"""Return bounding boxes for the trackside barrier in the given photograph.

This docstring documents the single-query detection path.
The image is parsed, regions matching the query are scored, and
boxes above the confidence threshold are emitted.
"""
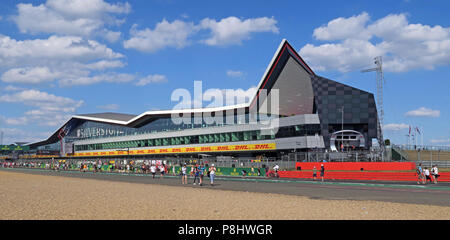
[294,162,416,171]
[172,166,266,177]
[279,171,450,182]
[23,165,267,177]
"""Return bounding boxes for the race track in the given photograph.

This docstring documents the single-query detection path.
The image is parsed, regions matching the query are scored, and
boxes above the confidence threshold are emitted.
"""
[3,168,450,207]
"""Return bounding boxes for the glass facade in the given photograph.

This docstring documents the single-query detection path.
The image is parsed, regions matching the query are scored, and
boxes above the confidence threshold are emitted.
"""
[66,113,281,142]
[74,124,320,151]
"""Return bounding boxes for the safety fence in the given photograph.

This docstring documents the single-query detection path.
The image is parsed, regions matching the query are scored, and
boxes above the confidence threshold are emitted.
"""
[279,171,450,182]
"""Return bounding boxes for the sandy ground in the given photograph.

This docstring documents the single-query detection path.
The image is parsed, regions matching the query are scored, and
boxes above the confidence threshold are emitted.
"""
[0,171,449,220]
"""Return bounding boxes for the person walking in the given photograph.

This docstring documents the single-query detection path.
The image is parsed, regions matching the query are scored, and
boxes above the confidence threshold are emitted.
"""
[312,166,317,181]
[198,163,205,186]
[416,163,424,185]
[193,164,199,185]
[209,164,216,186]
[273,164,280,177]
[431,165,439,184]
[150,164,156,179]
[424,167,431,184]
[320,164,325,182]
[181,164,188,184]
[159,164,165,179]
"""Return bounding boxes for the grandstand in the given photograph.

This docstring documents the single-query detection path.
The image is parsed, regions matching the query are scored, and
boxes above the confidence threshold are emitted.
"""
[391,144,450,168]
[392,145,450,161]
[403,150,450,161]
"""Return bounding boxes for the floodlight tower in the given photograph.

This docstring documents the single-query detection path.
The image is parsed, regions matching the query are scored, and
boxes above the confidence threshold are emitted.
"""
[361,56,385,159]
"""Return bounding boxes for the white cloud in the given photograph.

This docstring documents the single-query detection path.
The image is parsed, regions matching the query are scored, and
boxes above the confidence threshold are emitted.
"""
[226,70,244,78]
[0,35,123,67]
[124,16,279,52]
[200,16,279,46]
[383,123,409,131]
[46,0,131,17]
[0,127,51,144]
[1,116,29,126]
[104,30,121,43]
[97,103,120,111]
[300,39,383,72]
[0,35,128,86]
[313,12,371,41]
[405,107,440,117]
[430,139,450,144]
[299,12,450,72]
[12,0,130,41]
[1,67,60,84]
[124,20,197,52]
[0,89,84,127]
[85,60,125,70]
[135,74,168,86]
[0,89,83,111]
[2,85,24,92]
[59,73,135,86]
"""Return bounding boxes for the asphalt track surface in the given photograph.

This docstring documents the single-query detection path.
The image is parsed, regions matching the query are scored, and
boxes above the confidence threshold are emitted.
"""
[2,168,450,207]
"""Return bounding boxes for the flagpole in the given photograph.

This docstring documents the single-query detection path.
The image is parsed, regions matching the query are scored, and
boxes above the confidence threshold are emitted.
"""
[408,125,411,148]
[421,126,423,150]
[414,131,417,150]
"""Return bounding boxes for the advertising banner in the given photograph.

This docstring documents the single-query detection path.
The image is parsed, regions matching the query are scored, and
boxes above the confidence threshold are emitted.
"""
[73,143,276,157]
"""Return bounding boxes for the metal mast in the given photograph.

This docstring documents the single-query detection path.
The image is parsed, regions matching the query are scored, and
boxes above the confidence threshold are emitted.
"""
[361,56,384,156]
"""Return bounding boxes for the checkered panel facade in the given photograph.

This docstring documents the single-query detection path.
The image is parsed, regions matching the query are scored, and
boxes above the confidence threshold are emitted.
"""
[311,76,379,148]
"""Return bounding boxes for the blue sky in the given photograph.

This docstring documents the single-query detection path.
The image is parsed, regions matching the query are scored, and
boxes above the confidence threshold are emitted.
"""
[0,0,449,146]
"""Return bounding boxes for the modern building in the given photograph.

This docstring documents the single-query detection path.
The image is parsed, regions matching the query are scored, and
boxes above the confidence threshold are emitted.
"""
[27,39,380,160]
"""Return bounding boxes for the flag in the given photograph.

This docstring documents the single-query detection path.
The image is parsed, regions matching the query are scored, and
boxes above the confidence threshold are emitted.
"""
[58,124,71,139]
[416,127,421,135]
[408,126,411,135]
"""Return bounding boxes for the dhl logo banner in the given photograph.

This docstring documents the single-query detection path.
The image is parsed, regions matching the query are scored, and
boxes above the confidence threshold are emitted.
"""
[73,143,276,157]
[21,155,60,159]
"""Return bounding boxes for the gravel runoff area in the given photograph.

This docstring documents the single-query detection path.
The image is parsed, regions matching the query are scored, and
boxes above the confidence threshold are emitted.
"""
[1,170,450,220]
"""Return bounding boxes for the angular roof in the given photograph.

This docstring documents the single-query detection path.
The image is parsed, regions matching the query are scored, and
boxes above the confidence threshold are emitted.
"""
[77,112,137,122]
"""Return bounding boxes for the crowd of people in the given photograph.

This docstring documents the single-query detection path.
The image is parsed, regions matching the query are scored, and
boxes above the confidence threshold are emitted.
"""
[416,163,440,184]
[5,160,443,186]
[180,162,216,186]
[1,159,285,187]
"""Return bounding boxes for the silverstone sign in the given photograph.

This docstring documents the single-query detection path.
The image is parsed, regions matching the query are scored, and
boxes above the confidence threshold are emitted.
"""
[76,128,125,139]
